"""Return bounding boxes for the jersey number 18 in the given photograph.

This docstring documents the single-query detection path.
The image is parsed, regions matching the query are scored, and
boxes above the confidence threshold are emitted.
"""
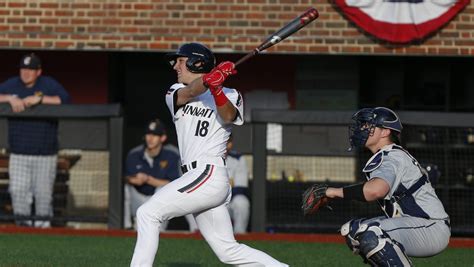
[194,120,209,137]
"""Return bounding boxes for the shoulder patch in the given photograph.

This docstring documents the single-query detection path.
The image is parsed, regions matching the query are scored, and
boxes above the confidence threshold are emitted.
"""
[159,160,169,169]
[363,150,387,173]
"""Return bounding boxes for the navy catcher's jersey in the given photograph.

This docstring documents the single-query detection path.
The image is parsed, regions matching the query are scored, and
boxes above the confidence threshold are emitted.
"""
[364,144,449,220]
[165,83,244,166]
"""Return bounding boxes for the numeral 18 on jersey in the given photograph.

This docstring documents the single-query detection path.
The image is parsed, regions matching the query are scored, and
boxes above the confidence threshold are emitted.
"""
[195,120,210,137]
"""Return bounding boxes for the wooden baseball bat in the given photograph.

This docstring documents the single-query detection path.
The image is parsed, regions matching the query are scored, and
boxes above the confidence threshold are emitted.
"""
[235,8,319,67]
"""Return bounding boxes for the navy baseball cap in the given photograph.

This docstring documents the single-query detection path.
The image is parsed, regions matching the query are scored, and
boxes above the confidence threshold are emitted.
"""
[20,53,42,69]
[145,119,166,135]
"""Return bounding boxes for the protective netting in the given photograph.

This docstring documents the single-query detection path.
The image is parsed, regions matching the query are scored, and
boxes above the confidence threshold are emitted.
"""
[63,150,109,220]
[0,148,110,227]
[0,105,121,228]
[252,119,474,235]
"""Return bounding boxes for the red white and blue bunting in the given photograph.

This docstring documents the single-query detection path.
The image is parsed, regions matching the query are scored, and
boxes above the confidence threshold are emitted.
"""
[334,0,470,43]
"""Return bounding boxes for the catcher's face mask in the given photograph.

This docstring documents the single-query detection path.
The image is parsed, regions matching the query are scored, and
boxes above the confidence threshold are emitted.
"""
[348,108,377,151]
[348,107,403,151]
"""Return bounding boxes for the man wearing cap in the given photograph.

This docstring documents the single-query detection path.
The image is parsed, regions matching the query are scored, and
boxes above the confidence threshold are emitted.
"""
[124,119,198,231]
[0,53,70,227]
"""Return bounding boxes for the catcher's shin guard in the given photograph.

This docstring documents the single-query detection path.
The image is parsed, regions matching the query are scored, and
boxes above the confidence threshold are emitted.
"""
[340,219,366,254]
[341,220,412,267]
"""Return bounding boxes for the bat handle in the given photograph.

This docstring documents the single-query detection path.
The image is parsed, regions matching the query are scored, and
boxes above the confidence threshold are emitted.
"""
[235,49,259,67]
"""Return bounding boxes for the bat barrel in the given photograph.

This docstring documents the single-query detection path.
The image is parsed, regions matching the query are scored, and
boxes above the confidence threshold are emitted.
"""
[301,8,319,25]
[258,7,319,51]
[234,7,319,67]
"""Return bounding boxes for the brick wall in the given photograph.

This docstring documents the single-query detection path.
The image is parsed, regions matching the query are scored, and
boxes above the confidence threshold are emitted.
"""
[0,0,472,56]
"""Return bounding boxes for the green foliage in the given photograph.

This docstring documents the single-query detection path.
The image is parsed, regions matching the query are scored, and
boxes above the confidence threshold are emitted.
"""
[0,234,472,266]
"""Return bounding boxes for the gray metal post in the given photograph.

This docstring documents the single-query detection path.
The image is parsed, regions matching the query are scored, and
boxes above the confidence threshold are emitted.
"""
[251,123,267,232]
[108,117,123,229]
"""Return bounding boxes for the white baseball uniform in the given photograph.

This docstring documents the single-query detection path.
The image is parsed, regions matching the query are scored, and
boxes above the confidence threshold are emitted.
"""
[131,84,288,267]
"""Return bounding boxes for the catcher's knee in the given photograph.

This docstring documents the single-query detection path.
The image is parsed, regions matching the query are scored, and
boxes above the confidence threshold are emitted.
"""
[341,220,412,266]
[340,218,367,253]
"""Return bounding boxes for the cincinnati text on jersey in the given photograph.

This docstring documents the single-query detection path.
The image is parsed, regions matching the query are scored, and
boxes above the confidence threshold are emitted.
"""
[182,104,214,118]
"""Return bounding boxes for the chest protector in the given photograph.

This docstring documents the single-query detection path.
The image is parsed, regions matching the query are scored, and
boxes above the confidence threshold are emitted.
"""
[363,145,430,218]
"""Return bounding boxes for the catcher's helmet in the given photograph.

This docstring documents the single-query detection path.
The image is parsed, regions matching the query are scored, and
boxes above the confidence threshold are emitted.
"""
[165,43,216,73]
[349,107,402,149]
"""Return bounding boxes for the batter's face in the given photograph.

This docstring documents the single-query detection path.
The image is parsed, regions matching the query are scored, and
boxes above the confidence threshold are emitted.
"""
[173,57,201,84]
[20,68,41,88]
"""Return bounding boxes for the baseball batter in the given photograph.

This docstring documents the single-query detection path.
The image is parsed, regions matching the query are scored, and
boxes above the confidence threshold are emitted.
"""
[304,107,450,266]
[130,43,288,267]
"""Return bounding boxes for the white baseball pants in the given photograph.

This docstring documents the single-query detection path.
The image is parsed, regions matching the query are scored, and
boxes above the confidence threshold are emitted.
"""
[365,215,450,257]
[124,184,198,232]
[130,164,288,267]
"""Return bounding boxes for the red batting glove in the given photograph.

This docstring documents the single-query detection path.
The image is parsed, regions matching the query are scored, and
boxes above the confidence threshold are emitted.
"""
[202,61,237,88]
[202,68,225,88]
[209,85,228,106]
[209,84,223,96]
[216,61,237,76]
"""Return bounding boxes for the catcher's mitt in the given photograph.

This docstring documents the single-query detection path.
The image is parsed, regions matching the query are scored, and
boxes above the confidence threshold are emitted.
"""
[301,184,330,216]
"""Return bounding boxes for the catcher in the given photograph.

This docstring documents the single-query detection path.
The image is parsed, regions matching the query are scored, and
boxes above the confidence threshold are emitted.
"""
[302,107,450,267]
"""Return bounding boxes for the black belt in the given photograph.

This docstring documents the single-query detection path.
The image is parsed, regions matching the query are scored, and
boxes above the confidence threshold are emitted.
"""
[181,157,226,174]
[181,161,197,174]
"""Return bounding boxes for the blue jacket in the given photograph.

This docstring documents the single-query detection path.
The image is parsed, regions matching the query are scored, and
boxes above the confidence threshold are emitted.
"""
[125,145,180,196]
[0,76,70,155]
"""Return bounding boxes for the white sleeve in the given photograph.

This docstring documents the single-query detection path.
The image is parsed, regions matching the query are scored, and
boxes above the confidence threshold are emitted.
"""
[224,88,244,125]
[165,83,186,116]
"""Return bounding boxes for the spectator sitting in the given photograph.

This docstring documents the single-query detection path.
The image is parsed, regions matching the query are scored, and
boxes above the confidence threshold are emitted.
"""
[124,119,197,231]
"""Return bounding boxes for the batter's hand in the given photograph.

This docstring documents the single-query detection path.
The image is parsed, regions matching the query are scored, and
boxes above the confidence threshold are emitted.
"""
[202,61,236,88]
[202,68,224,88]
[216,61,237,76]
